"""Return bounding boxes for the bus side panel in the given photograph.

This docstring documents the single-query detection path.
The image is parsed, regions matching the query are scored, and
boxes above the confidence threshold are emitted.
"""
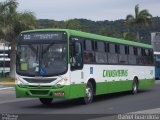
[83,65,154,95]
[96,80,132,95]
[96,79,155,95]
[138,79,155,90]
[68,84,86,99]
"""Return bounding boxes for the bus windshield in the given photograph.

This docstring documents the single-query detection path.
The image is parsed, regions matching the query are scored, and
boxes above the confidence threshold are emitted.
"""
[16,32,68,77]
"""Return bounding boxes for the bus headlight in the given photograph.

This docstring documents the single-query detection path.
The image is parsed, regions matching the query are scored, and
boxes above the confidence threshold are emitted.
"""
[55,77,68,88]
[15,76,26,87]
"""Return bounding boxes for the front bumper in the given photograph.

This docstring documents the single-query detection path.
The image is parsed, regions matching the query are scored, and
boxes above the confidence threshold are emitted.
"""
[15,85,70,99]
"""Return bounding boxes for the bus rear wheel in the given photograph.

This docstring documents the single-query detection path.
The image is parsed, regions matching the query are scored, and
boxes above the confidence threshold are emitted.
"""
[132,78,138,94]
[39,98,53,105]
[83,82,94,104]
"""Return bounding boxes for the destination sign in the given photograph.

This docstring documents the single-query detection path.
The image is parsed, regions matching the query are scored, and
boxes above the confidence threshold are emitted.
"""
[20,32,65,41]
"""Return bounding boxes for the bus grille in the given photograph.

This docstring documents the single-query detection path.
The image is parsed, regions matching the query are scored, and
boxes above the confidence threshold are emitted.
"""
[30,90,49,95]
[24,78,57,83]
[28,85,52,89]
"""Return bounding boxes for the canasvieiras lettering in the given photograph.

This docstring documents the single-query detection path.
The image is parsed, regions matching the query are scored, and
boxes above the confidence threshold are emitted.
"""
[103,69,128,77]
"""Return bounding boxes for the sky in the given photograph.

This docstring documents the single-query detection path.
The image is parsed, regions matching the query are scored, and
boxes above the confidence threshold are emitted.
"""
[2,0,160,21]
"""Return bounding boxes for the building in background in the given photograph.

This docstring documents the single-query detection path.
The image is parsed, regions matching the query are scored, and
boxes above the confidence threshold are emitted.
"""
[151,32,160,79]
[0,42,11,76]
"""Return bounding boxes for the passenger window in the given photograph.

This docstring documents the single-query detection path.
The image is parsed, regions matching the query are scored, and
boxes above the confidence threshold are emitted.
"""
[137,48,143,64]
[128,46,136,64]
[84,39,95,63]
[129,46,134,55]
[119,45,128,64]
[96,41,105,52]
[108,43,118,64]
[95,41,107,63]
[109,43,115,53]
[84,40,92,51]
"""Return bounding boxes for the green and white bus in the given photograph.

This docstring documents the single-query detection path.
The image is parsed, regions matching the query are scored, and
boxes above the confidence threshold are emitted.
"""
[15,29,155,104]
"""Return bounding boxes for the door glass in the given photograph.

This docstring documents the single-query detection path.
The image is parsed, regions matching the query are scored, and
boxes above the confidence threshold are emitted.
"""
[71,42,83,70]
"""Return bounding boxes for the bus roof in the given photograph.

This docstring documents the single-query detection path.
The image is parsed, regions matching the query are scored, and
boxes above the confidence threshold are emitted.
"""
[21,29,152,49]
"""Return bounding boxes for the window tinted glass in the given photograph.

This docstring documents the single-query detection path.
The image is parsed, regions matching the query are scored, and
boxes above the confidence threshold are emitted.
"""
[109,44,115,53]
[84,39,95,63]
[96,42,105,52]
[129,46,134,55]
[137,48,141,56]
[85,40,92,51]
[95,52,107,63]
[108,53,118,64]
[128,47,136,65]
[120,45,125,54]
[84,51,95,63]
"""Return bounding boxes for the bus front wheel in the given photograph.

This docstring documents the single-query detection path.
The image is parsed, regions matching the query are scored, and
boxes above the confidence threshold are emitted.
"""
[39,98,53,105]
[83,82,94,104]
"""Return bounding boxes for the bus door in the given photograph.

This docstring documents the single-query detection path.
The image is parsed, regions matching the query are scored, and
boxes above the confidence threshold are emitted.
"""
[69,38,85,98]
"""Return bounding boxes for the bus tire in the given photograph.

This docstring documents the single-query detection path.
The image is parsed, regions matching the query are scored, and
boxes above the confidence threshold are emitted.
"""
[83,82,94,104]
[132,78,138,94]
[39,98,53,105]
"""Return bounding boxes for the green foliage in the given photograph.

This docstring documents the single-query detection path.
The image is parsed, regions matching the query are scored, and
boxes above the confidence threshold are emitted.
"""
[99,27,109,36]
[37,19,64,29]
[0,0,36,41]
[123,32,137,41]
[126,4,152,26]
[65,19,81,30]
[37,17,160,44]
[126,4,152,41]
[0,0,36,78]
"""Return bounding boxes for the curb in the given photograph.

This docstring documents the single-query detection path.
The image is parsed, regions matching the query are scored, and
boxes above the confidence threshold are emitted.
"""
[0,82,15,85]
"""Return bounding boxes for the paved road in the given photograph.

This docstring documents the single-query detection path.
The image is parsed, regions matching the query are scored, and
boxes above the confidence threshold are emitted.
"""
[0,81,160,116]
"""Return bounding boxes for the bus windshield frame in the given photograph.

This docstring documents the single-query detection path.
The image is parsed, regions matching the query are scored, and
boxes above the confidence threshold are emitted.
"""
[16,31,68,77]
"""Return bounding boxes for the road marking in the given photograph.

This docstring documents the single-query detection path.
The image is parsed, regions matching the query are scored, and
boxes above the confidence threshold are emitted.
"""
[89,108,160,120]
[0,87,14,90]
[0,99,36,104]
[130,108,160,114]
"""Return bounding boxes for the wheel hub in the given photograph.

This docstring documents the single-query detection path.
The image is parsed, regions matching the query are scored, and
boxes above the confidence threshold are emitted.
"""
[86,87,92,100]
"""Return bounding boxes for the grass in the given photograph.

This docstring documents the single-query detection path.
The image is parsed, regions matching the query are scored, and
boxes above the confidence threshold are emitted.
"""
[0,76,15,82]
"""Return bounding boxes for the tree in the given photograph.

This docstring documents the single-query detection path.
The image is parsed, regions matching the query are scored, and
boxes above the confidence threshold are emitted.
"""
[123,32,137,41]
[99,26,109,36]
[64,19,82,30]
[126,4,152,41]
[0,0,36,78]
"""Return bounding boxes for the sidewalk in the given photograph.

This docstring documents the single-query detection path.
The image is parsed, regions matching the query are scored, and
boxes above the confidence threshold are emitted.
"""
[0,77,15,85]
